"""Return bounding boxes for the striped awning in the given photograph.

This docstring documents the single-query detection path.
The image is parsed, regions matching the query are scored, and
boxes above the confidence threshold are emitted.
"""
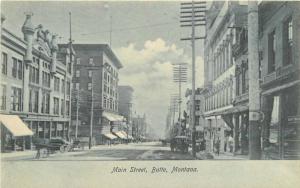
[104,133,117,140]
[102,112,125,122]
[0,115,33,137]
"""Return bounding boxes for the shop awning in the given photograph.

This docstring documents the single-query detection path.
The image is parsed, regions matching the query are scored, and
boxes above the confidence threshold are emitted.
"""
[0,115,33,137]
[113,131,127,139]
[104,133,117,140]
[102,112,125,122]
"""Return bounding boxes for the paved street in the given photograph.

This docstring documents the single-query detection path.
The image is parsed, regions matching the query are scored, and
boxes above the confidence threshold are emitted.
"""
[1,142,195,161]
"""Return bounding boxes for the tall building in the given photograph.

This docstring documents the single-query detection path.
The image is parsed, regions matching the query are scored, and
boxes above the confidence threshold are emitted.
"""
[203,1,247,153]
[1,14,74,151]
[70,44,124,144]
[118,85,134,137]
[259,1,300,159]
[132,114,147,140]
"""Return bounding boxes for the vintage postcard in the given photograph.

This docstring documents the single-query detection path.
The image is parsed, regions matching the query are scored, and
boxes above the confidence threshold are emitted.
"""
[1,0,300,188]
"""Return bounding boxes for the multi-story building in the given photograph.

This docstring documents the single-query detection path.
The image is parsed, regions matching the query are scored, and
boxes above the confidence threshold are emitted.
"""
[132,114,147,140]
[185,88,205,140]
[259,1,300,159]
[118,85,134,137]
[70,44,124,145]
[1,14,74,151]
[203,1,247,153]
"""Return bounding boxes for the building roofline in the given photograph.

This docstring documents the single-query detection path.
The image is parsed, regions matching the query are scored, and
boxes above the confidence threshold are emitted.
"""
[71,44,123,69]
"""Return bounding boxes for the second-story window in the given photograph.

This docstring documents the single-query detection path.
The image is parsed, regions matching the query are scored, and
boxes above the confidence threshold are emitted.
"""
[12,58,18,78]
[284,16,293,65]
[11,87,22,112]
[2,52,7,75]
[268,30,276,73]
[0,85,6,110]
[53,97,59,115]
[18,60,23,80]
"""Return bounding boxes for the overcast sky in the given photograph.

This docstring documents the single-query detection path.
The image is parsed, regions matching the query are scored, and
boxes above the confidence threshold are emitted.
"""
[2,1,206,138]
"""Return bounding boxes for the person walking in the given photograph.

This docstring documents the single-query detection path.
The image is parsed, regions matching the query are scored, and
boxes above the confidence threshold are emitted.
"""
[215,138,221,156]
[228,135,234,153]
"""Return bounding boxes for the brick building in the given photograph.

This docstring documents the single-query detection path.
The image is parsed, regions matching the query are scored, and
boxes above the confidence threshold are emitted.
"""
[70,44,124,144]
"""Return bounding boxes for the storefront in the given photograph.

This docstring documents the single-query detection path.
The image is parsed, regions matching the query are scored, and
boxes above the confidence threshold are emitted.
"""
[262,84,300,159]
[0,115,34,152]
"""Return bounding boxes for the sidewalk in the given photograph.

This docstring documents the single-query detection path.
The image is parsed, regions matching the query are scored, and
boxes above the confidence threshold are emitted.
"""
[212,152,248,160]
[195,151,248,160]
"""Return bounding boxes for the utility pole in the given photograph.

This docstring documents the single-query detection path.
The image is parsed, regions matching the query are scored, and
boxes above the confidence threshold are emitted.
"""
[248,1,261,159]
[180,1,206,157]
[75,88,80,139]
[173,63,188,122]
[69,12,73,141]
[89,75,94,149]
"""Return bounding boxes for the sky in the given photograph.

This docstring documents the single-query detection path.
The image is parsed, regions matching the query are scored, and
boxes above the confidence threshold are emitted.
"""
[1,1,206,138]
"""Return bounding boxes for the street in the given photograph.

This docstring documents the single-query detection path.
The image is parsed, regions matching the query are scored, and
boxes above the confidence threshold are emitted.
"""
[1,142,195,161]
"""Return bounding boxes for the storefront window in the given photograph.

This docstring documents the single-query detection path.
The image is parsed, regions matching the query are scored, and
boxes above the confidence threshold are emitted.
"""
[269,96,280,144]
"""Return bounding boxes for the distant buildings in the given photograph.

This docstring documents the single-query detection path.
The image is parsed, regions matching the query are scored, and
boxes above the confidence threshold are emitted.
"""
[132,114,147,140]
[118,85,134,137]
[1,14,74,151]
[70,44,124,144]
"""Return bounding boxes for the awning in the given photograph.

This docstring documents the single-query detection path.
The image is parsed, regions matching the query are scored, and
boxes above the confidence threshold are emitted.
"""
[113,131,127,139]
[102,112,125,122]
[104,133,117,140]
[0,115,33,137]
[120,131,128,138]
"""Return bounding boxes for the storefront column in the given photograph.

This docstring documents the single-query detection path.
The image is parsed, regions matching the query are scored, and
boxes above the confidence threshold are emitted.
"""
[49,121,52,139]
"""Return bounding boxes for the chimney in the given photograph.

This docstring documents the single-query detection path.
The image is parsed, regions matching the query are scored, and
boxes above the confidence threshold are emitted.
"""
[50,35,58,73]
[22,13,35,64]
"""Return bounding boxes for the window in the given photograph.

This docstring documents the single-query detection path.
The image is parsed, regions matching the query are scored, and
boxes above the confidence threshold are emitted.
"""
[12,58,18,78]
[18,60,23,80]
[41,92,50,114]
[61,79,65,92]
[103,96,107,108]
[283,16,293,65]
[66,81,70,95]
[10,87,22,111]
[42,71,50,87]
[268,30,276,73]
[66,101,70,116]
[61,99,65,115]
[0,85,6,110]
[76,58,80,64]
[2,52,7,75]
[75,83,80,90]
[88,70,92,78]
[89,58,94,65]
[54,97,59,115]
[76,70,80,78]
[88,83,92,90]
[54,77,60,92]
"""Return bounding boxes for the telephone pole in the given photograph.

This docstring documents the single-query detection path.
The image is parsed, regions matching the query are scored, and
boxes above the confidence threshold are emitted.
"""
[180,1,206,157]
[75,88,80,139]
[173,63,188,122]
[89,76,94,149]
[248,1,261,159]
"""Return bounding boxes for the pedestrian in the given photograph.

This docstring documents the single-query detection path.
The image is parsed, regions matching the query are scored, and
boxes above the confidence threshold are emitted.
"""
[224,135,228,152]
[228,135,234,152]
[215,138,220,156]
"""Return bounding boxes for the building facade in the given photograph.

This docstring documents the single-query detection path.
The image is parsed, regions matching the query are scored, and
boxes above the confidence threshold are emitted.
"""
[1,14,74,151]
[259,1,300,159]
[70,44,123,144]
[203,1,247,153]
